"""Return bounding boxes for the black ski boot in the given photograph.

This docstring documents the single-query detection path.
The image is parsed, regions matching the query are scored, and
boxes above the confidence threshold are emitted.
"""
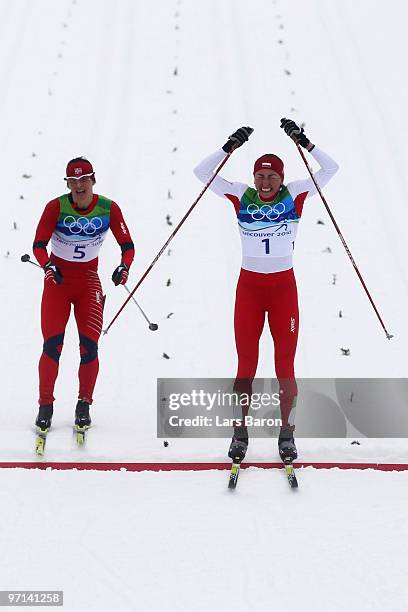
[75,399,91,428]
[278,426,297,464]
[35,404,53,431]
[228,426,249,463]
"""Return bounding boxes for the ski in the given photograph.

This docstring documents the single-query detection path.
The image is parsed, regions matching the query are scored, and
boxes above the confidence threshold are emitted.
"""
[278,432,298,488]
[227,436,248,490]
[35,428,48,456]
[74,424,90,446]
[228,462,241,489]
[284,463,298,489]
[34,405,53,455]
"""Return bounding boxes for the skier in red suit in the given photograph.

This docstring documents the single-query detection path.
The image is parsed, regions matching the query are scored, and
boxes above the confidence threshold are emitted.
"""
[33,157,134,431]
[194,119,339,463]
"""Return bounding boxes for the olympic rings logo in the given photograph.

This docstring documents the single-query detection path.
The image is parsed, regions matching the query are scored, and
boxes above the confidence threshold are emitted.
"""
[246,202,285,221]
[63,216,103,235]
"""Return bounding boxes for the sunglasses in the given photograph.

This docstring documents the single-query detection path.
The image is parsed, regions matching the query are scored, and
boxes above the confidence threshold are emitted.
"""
[64,173,94,184]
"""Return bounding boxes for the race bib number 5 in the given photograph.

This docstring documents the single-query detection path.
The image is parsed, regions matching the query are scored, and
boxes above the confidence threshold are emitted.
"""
[73,245,86,259]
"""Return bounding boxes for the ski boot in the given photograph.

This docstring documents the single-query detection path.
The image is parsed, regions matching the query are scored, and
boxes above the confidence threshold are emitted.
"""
[278,425,297,464]
[74,399,91,446]
[75,399,91,428]
[228,427,248,489]
[35,404,53,431]
[228,426,249,463]
[35,404,53,456]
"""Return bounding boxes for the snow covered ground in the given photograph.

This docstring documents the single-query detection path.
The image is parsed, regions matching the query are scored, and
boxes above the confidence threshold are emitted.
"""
[2,467,408,612]
[1,0,408,609]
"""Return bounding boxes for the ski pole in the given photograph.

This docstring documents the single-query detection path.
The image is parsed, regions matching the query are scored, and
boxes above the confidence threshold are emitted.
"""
[21,253,41,268]
[122,284,158,331]
[103,148,239,334]
[295,144,393,340]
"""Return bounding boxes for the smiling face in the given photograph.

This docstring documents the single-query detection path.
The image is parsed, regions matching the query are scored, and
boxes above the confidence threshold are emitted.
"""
[254,170,282,201]
[66,175,95,208]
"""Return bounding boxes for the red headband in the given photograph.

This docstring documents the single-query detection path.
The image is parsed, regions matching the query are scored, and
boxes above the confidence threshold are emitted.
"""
[66,159,94,179]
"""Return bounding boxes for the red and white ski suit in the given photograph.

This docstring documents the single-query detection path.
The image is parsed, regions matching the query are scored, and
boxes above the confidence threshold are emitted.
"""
[194,147,339,424]
[33,193,134,406]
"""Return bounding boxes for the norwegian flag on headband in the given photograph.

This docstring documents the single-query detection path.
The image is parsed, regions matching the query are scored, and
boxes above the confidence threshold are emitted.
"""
[65,157,94,179]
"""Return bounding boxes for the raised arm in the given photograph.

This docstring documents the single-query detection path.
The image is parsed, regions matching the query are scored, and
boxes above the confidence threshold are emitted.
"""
[193,127,253,201]
[281,118,339,199]
[193,149,247,200]
[287,146,339,199]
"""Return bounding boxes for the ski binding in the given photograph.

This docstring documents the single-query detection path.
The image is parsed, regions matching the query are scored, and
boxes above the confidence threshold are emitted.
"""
[35,428,48,456]
[74,424,89,446]
[228,462,241,489]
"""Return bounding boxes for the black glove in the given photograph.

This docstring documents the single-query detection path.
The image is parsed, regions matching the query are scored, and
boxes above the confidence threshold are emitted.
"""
[280,118,310,148]
[43,261,63,285]
[112,263,129,286]
[222,126,254,153]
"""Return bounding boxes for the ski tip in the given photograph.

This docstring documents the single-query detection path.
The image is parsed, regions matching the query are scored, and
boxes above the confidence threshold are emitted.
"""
[284,464,299,489]
[76,434,85,446]
[228,462,241,490]
[35,438,46,456]
[289,477,299,489]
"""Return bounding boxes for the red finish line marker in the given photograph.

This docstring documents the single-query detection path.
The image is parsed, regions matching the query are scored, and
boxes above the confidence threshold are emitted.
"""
[0,462,407,472]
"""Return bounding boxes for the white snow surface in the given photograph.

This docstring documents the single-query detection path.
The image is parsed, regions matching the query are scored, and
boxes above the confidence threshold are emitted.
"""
[1,0,408,610]
[2,468,408,612]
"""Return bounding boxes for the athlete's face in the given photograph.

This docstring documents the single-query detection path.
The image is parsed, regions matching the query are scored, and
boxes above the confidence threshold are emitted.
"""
[254,170,282,201]
[67,175,95,208]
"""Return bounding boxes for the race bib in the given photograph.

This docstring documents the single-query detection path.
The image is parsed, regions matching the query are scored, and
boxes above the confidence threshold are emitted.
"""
[51,194,112,262]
